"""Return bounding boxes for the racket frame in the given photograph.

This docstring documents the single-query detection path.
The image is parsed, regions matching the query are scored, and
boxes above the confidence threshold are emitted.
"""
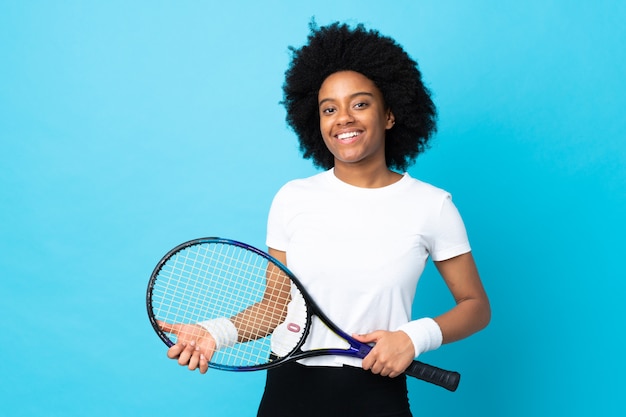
[147,237,460,391]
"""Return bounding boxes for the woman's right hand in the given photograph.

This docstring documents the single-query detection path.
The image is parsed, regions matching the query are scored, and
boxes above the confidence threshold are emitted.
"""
[157,321,216,374]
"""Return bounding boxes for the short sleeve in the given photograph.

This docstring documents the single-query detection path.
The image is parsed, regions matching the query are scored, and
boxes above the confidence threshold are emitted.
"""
[266,186,289,251]
[429,195,471,261]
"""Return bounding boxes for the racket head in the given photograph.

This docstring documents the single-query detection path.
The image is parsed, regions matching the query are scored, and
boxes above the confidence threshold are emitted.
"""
[146,237,312,371]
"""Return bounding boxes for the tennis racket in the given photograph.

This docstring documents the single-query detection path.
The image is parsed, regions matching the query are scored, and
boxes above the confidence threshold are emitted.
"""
[146,237,460,391]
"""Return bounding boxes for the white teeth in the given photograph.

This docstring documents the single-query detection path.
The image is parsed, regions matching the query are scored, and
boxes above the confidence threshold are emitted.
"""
[337,131,359,140]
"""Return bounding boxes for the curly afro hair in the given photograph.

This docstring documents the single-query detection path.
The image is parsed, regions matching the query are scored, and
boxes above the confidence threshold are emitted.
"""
[282,21,437,171]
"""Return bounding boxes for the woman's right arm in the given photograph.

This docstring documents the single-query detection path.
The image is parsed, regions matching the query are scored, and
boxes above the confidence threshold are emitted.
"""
[160,247,291,373]
[231,248,290,342]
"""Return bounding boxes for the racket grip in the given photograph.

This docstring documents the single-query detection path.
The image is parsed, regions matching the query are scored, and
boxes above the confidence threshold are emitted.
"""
[405,360,460,392]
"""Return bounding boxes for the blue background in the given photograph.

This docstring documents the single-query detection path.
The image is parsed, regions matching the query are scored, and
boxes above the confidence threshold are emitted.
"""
[1,1,624,415]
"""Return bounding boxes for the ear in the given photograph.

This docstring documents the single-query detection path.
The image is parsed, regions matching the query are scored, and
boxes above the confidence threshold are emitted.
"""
[385,110,396,130]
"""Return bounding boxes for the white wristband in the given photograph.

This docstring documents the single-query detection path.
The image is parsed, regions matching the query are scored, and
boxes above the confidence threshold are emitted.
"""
[197,318,238,350]
[396,317,443,357]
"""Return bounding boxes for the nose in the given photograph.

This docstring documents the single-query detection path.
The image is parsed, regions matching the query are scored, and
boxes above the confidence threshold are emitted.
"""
[336,107,354,125]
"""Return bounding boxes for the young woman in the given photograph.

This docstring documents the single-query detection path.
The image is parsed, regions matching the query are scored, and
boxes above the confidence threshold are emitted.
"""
[162,22,490,417]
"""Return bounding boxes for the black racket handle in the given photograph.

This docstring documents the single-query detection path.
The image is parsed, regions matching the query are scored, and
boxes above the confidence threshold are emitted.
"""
[405,360,460,392]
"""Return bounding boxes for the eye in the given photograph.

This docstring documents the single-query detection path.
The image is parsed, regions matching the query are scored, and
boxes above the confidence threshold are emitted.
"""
[354,102,369,109]
[321,107,336,115]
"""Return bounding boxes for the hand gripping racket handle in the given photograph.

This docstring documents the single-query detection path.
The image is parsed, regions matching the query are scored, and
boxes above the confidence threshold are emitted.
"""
[405,361,460,392]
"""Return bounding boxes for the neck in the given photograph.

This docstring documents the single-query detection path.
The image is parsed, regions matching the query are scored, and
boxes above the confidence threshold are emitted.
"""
[332,163,402,188]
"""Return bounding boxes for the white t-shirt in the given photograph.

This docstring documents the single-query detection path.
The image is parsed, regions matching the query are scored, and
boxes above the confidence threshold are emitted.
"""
[266,169,471,367]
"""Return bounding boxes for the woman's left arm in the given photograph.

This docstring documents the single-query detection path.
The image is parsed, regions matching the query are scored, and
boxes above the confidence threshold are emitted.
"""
[433,251,491,343]
[357,251,490,377]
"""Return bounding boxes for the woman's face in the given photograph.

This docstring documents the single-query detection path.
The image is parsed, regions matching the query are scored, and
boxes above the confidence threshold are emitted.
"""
[318,70,395,169]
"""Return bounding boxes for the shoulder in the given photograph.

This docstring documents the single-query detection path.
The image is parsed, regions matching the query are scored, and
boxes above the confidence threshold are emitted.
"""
[267,171,332,224]
[274,170,332,197]
[401,174,452,204]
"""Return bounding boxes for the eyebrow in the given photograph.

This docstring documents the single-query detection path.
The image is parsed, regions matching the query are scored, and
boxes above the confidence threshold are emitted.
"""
[318,91,375,107]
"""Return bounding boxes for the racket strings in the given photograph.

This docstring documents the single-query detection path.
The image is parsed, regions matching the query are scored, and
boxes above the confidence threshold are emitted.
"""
[150,242,306,368]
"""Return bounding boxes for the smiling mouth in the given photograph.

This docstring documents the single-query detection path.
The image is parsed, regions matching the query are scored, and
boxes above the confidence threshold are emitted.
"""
[336,131,361,141]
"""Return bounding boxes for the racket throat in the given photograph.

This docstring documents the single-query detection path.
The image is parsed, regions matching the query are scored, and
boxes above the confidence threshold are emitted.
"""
[353,342,373,358]
[341,339,372,359]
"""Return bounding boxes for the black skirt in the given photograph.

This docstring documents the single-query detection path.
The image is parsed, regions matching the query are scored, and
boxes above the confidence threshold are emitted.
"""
[257,361,413,417]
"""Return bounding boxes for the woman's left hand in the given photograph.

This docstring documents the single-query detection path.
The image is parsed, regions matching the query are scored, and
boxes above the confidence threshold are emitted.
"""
[352,330,415,378]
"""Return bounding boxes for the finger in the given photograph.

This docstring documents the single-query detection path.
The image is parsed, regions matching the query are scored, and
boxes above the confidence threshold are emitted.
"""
[361,353,374,371]
[188,344,201,371]
[166,343,185,359]
[199,354,209,374]
[369,360,384,375]
[361,341,386,372]
[352,331,382,344]
[177,341,196,366]
[158,320,176,334]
